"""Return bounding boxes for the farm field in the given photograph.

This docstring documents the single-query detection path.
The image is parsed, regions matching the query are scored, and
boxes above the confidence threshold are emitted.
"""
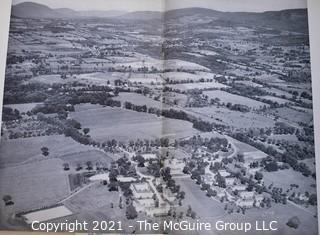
[0,135,93,167]
[163,71,216,82]
[188,106,275,129]
[70,105,199,142]
[263,168,317,196]
[235,80,263,88]
[175,178,225,218]
[260,95,292,104]
[168,81,228,90]
[114,92,164,109]
[203,90,268,109]
[215,203,318,235]
[128,73,163,84]
[60,183,149,233]
[267,107,313,125]
[58,149,115,169]
[0,158,70,212]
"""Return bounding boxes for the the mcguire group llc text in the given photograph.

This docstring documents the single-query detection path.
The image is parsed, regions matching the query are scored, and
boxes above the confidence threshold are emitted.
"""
[31,219,278,233]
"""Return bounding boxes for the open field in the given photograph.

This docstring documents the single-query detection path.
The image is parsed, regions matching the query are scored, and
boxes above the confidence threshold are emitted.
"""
[58,150,114,169]
[59,183,148,233]
[70,104,199,142]
[215,203,318,235]
[163,71,217,82]
[267,107,313,125]
[168,81,228,90]
[114,92,164,109]
[0,135,93,167]
[260,95,292,104]
[0,158,70,212]
[263,168,317,196]
[203,90,268,109]
[188,106,275,129]
[175,178,225,218]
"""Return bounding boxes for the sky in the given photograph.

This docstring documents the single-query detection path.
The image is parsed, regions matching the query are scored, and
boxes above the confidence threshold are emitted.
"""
[12,0,307,12]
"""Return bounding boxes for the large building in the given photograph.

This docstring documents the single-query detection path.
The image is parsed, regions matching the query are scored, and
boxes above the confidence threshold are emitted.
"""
[130,182,154,199]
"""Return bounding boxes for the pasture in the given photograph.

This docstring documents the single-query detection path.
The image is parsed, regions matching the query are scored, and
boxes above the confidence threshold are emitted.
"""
[70,105,198,142]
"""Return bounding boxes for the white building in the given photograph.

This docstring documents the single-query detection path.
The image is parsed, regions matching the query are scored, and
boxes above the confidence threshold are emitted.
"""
[239,191,255,200]
[164,159,185,176]
[225,177,237,186]
[218,169,231,177]
[130,182,154,199]
[236,199,254,208]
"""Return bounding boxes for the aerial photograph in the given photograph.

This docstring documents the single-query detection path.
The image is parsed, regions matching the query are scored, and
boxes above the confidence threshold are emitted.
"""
[0,0,317,234]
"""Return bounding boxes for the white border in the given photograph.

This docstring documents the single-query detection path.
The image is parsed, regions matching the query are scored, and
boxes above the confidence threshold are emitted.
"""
[308,0,320,229]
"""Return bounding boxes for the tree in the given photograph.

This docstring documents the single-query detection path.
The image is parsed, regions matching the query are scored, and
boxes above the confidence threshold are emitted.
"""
[41,147,49,157]
[63,163,70,171]
[308,194,317,206]
[287,216,300,229]
[126,204,138,219]
[2,195,13,206]
[255,172,263,181]
[83,128,90,135]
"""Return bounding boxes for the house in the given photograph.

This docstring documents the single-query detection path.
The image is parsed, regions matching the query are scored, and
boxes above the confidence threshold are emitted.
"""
[116,176,137,183]
[236,199,254,208]
[144,203,171,217]
[216,188,226,199]
[254,194,264,205]
[225,177,237,186]
[164,159,185,176]
[133,198,155,212]
[201,174,215,185]
[247,167,262,176]
[239,191,255,200]
[218,170,231,177]
[162,188,176,202]
[130,182,154,199]
[232,184,247,192]
[142,153,158,161]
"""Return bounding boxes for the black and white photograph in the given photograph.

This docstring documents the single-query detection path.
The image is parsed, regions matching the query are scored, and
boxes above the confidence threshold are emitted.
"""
[0,0,317,234]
